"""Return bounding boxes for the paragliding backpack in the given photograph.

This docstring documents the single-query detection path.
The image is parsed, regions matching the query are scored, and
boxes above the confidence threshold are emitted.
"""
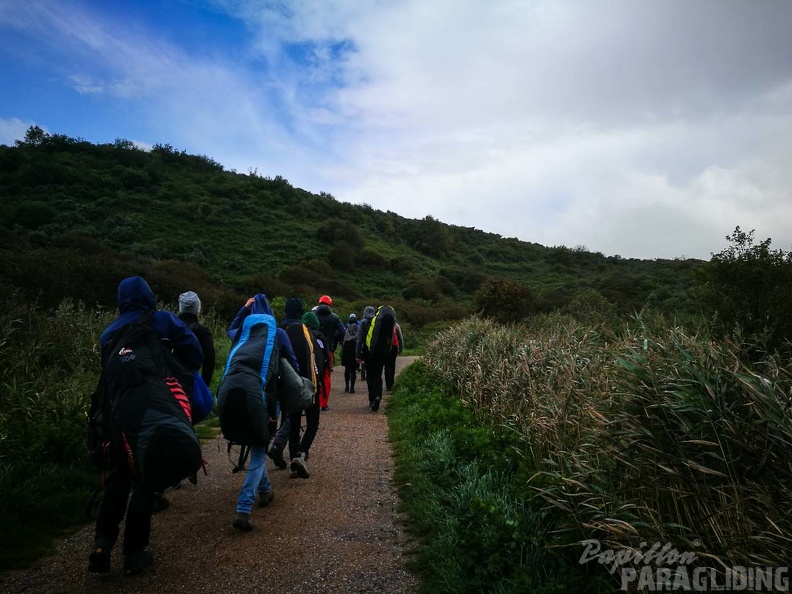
[87,311,203,492]
[216,312,280,471]
[365,306,396,359]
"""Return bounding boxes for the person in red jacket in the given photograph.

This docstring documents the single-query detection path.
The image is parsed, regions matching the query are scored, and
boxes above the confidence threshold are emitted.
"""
[313,295,345,411]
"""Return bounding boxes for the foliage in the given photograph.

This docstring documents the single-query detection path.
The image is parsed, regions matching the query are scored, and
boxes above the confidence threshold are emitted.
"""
[388,362,605,593]
[422,314,792,588]
[696,226,792,357]
[1,127,703,331]
[472,278,537,323]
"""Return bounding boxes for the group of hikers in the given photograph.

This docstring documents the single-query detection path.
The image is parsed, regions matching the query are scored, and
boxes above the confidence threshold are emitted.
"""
[87,275,404,576]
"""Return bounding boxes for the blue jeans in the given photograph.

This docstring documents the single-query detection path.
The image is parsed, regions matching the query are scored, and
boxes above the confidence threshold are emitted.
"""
[235,445,272,514]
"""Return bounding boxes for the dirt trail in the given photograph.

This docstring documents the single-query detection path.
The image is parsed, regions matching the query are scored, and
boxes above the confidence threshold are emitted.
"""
[2,357,421,594]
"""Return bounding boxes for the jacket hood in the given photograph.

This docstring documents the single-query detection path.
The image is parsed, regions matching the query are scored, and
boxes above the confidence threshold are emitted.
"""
[315,303,333,316]
[117,276,156,313]
[284,297,305,320]
[363,306,376,319]
[251,293,273,316]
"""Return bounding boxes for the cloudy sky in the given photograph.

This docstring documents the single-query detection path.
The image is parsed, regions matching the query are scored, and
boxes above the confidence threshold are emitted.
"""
[2,0,791,260]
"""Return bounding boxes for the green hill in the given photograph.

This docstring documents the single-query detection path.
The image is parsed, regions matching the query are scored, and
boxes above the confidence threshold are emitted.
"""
[0,126,703,325]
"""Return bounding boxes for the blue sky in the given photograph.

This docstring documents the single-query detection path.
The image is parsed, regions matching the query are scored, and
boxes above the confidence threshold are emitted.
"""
[2,0,792,260]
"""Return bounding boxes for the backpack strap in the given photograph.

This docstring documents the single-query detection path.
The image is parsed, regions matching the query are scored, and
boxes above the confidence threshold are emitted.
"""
[228,442,251,474]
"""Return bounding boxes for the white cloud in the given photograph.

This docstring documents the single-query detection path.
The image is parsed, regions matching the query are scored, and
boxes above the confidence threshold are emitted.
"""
[0,117,35,146]
[3,0,792,259]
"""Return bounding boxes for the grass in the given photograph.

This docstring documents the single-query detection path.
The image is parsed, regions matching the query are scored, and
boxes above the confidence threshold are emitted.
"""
[388,361,609,593]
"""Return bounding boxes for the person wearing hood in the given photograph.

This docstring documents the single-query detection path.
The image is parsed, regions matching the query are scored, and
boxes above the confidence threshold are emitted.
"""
[341,313,360,393]
[227,294,300,532]
[89,276,203,576]
[356,306,376,382]
[313,295,346,410]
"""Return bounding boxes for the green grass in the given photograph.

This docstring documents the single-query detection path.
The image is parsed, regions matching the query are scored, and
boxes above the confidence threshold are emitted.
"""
[388,361,609,593]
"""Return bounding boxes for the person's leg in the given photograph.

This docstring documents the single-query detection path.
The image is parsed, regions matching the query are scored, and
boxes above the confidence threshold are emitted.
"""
[320,352,334,409]
[299,399,321,456]
[89,467,132,573]
[344,367,352,392]
[267,411,290,469]
[349,365,356,393]
[287,411,302,460]
[384,350,396,390]
[238,445,270,511]
[367,359,385,410]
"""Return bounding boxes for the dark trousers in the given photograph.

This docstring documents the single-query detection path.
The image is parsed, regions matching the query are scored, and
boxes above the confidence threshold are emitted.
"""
[344,367,357,390]
[95,466,155,554]
[384,349,398,390]
[288,395,321,459]
[366,359,386,404]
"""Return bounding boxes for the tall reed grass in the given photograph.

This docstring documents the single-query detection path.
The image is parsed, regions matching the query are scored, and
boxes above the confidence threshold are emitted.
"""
[423,313,792,579]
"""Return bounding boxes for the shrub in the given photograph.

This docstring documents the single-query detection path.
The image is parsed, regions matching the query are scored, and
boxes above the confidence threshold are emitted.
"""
[472,278,537,323]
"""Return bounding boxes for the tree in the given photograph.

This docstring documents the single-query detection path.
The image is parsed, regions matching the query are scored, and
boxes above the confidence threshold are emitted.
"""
[696,226,792,355]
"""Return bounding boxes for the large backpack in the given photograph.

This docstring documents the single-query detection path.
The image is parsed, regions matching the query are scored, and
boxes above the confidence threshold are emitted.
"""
[87,311,203,493]
[216,313,280,450]
[365,306,396,360]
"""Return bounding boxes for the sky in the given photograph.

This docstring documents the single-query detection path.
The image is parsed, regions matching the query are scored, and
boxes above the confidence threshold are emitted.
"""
[2,0,792,261]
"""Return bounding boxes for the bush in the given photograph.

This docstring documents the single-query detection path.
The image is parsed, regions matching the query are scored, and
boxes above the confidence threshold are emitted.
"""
[472,278,537,323]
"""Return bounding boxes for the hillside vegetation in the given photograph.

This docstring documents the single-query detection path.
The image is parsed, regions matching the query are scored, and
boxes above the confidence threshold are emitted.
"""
[1,126,702,327]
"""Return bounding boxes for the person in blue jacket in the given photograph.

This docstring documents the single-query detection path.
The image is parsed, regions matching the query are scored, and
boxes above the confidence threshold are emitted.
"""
[227,294,299,532]
[89,276,203,576]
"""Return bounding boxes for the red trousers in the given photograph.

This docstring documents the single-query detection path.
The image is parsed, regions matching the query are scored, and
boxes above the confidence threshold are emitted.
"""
[319,352,334,409]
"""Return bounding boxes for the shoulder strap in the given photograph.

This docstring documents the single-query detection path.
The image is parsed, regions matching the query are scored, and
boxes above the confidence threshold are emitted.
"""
[301,324,317,387]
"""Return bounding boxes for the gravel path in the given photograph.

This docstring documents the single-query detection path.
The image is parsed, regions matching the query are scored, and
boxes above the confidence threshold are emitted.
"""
[1,357,421,594]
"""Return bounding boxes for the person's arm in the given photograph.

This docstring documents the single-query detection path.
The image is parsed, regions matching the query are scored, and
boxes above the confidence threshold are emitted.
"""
[396,324,404,355]
[227,298,255,341]
[157,311,203,371]
[356,320,368,360]
[335,317,346,351]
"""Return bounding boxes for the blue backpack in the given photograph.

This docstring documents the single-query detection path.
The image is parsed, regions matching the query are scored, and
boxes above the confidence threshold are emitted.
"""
[216,312,280,463]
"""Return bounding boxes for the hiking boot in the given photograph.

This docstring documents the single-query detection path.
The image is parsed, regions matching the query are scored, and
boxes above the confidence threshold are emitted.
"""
[321,406,330,412]
[123,549,153,576]
[267,443,287,469]
[233,512,254,532]
[152,493,169,513]
[372,397,381,412]
[88,547,111,574]
[344,383,349,392]
[290,453,310,479]
[257,490,274,508]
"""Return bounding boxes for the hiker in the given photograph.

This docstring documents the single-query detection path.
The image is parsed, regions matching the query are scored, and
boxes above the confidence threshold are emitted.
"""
[88,276,203,576]
[314,295,346,411]
[357,305,397,412]
[266,297,307,469]
[288,312,329,478]
[341,313,360,393]
[226,294,300,532]
[384,321,404,391]
[147,290,218,514]
[178,291,216,387]
[356,306,375,382]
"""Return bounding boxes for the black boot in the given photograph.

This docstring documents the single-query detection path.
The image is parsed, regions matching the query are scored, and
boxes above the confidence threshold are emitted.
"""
[350,378,355,394]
